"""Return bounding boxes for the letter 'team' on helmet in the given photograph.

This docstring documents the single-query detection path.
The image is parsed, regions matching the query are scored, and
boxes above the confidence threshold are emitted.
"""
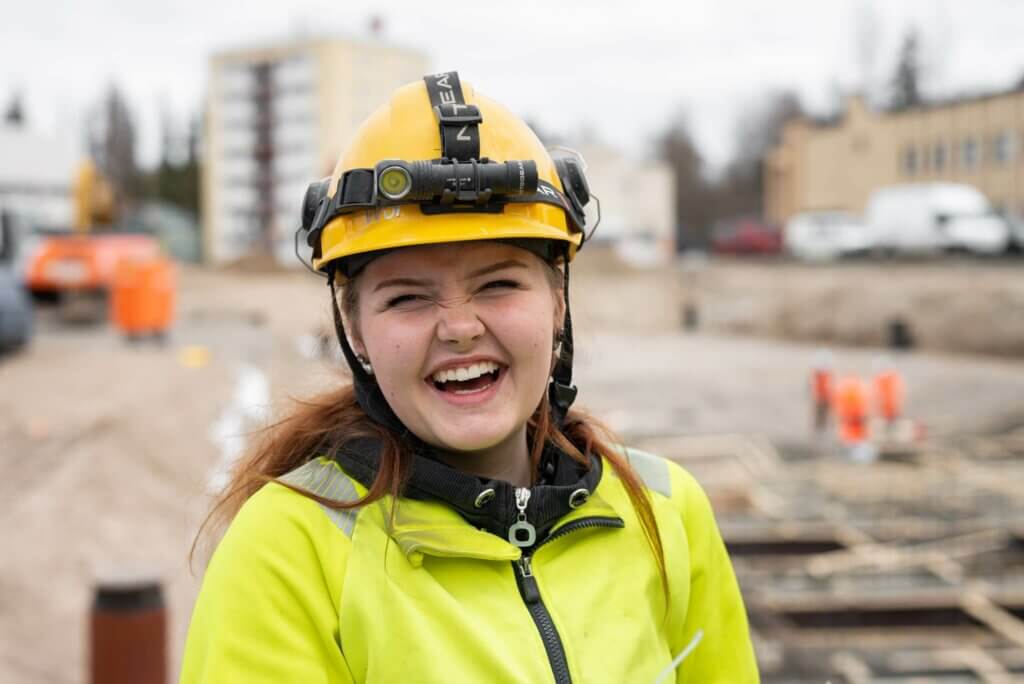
[313,77,584,276]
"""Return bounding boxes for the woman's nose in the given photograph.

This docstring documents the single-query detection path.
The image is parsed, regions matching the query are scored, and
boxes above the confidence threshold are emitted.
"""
[436,299,485,348]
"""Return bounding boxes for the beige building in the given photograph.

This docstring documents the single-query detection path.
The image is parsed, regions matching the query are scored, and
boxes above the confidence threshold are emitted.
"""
[572,139,676,262]
[203,35,429,264]
[765,88,1024,225]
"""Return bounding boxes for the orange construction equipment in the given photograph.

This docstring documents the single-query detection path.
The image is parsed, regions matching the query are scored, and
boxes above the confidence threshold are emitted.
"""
[833,376,870,446]
[24,160,162,324]
[26,234,159,296]
[874,370,905,424]
[110,256,176,340]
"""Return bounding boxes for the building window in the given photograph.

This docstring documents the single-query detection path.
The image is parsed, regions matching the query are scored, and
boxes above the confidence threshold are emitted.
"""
[991,131,1015,165]
[902,145,918,176]
[933,142,947,172]
[960,137,979,170]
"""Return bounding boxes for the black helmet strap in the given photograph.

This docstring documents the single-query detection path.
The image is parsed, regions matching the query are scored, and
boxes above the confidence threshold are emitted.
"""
[423,71,481,161]
[550,258,578,425]
[328,271,409,436]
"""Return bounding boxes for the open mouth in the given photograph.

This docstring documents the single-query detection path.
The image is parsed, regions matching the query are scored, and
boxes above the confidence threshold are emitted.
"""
[428,362,505,396]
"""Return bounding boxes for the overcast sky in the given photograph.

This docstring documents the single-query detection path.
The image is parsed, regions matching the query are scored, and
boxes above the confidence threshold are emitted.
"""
[3,0,1024,171]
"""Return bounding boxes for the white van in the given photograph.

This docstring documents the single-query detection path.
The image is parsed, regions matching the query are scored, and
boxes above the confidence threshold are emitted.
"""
[784,210,873,261]
[864,183,1010,255]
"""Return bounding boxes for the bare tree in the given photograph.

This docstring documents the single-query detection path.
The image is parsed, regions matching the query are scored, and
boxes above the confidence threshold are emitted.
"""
[720,90,803,219]
[87,84,142,205]
[852,1,882,102]
[656,112,711,249]
[4,91,25,126]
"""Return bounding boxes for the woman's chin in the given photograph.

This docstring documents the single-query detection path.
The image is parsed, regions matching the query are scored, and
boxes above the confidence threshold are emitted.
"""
[422,417,523,456]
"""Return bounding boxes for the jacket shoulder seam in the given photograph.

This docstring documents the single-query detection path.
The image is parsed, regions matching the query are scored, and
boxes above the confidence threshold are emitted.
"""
[277,457,364,537]
[622,447,673,498]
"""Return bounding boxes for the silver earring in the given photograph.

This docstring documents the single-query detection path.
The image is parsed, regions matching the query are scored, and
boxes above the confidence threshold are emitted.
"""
[356,355,374,375]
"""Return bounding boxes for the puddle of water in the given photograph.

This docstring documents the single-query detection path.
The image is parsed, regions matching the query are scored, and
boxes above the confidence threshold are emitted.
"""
[207,363,270,493]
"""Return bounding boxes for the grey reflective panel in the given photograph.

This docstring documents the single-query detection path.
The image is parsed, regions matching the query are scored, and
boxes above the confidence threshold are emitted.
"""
[279,459,361,537]
[625,448,672,498]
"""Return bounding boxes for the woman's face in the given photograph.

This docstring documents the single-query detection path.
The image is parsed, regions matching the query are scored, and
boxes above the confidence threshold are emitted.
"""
[352,241,563,455]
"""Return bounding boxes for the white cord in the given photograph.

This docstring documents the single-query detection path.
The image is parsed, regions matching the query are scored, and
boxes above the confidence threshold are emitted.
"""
[652,630,704,684]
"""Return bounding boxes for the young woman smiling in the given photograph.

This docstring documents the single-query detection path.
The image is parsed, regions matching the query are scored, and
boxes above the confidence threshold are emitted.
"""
[181,72,758,683]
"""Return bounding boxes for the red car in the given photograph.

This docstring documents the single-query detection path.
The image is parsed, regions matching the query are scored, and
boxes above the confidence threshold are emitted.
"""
[710,217,782,255]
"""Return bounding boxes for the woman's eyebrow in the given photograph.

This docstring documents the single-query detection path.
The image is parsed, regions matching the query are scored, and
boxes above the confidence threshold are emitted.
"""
[373,277,433,292]
[373,259,528,292]
[466,259,529,279]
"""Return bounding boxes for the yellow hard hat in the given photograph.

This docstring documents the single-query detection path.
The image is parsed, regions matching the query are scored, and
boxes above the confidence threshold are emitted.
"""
[302,72,591,278]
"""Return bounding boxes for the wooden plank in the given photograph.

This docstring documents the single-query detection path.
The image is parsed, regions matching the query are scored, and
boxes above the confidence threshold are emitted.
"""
[962,591,1024,650]
[952,646,1016,684]
[829,652,872,684]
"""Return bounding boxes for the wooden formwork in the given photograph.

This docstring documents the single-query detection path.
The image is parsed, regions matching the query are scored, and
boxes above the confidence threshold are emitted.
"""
[644,429,1024,683]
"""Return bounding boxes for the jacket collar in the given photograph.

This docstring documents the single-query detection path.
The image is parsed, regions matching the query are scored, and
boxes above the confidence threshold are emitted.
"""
[332,436,605,546]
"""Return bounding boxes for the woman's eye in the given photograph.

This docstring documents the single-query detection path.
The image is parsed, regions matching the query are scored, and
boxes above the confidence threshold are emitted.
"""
[480,279,520,292]
[386,294,425,308]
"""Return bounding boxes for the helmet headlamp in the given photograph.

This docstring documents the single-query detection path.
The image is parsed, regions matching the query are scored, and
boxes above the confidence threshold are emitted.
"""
[378,165,413,200]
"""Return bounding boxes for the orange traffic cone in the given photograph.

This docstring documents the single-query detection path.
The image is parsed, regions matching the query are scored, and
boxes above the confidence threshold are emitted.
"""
[834,376,876,462]
[874,369,905,427]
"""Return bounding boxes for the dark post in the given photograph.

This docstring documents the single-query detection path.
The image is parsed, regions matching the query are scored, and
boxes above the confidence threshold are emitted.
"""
[90,579,167,684]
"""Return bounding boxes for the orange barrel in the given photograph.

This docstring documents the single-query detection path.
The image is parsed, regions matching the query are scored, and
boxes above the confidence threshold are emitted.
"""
[874,370,905,423]
[110,258,149,337]
[833,376,869,445]
[90,579,167,684]
[141,258,176,335]
[110,256,176,337]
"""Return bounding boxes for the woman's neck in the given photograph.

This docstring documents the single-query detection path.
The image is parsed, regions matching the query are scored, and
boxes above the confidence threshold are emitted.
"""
[434,426,533,487]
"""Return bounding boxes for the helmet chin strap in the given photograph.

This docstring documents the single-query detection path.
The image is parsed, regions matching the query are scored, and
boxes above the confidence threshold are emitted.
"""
[328,271,410,436]
[328,259,578,435]
[549,260,578,426]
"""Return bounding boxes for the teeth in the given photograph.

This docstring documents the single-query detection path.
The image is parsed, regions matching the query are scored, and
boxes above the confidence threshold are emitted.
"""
[432,361,499,384]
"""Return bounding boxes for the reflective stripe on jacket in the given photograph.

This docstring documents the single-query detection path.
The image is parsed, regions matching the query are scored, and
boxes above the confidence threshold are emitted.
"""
[181,449,759,683]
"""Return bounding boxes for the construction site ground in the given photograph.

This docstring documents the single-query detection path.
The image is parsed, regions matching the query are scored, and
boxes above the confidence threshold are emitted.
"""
[2,252,1023,682]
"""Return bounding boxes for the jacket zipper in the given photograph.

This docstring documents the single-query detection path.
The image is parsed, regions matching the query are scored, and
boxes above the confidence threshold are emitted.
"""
[512,507,625,684]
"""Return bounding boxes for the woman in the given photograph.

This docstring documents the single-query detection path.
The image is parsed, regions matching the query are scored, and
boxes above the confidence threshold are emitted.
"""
[182,72,758,683]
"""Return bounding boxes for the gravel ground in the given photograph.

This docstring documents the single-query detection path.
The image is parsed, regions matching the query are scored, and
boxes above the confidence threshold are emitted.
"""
[2,255,1023,683]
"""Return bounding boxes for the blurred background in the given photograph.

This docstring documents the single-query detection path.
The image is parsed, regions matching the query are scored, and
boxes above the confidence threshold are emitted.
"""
[3,1,1024,682]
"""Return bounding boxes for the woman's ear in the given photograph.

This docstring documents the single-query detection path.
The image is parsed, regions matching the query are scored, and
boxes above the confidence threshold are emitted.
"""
[350,332,368,360]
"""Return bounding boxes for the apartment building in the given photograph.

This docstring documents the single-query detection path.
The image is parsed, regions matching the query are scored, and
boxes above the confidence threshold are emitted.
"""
[203,35,429,264]
[765,86,1024,225]
[573,139,676,261]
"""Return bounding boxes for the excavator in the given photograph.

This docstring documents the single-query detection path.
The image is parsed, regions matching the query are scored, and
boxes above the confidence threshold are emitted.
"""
[24,161,159,321]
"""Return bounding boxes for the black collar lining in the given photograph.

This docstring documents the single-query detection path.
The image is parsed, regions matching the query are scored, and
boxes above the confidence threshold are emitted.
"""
[331,437,603,543]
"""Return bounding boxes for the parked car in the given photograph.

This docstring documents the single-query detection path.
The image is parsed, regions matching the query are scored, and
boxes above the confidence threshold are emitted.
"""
[1004,214,1024,252]
[785,210,873,261]
[865,183,1010,255]
[0,210,33,353]
[711,217,782,255]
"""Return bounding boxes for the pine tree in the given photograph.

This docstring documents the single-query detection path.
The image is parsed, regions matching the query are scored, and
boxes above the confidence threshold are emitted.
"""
[890,29,922,110]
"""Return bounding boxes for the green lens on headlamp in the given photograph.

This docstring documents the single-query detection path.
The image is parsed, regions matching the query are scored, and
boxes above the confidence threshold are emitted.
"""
[378,165,413,200]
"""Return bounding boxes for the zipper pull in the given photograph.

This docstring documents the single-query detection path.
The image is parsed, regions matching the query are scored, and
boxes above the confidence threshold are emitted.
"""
[508,487,537,548]
[516,555,541,604]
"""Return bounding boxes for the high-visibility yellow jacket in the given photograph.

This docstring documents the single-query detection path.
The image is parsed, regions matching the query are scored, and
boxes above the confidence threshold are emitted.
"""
[181,448,759,683]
